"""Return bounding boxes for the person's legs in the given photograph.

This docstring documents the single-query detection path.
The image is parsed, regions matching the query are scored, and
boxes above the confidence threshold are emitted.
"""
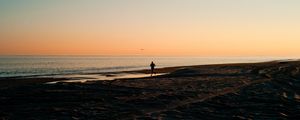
[151,69,154,76]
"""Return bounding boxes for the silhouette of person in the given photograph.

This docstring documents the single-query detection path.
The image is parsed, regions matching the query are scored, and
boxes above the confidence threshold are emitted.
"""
[150,61,156,76]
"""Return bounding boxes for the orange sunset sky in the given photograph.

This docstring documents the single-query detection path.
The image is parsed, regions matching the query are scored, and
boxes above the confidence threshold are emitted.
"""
[1,0,300,56]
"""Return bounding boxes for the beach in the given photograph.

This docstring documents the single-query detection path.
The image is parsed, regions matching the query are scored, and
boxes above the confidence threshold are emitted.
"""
[2,0,300,119]
[0,60,300,119]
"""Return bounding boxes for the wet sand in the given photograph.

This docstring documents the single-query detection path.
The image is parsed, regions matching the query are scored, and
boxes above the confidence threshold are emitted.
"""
[0,61,300,119]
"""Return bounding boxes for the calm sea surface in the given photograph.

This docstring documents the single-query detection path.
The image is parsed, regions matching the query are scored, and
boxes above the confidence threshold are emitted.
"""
[0,56,296,78]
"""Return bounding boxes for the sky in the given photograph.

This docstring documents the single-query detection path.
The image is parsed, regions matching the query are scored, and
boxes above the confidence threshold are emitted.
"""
[1,0,300,56]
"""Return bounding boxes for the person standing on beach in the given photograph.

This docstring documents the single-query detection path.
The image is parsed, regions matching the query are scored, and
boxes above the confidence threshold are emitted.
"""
[150,61,156,76]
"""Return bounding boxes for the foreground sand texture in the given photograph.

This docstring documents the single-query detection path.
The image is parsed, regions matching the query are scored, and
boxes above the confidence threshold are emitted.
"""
[1,61,300,119]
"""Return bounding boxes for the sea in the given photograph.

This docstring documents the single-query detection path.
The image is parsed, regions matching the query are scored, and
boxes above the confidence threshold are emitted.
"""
[0,56,297,78]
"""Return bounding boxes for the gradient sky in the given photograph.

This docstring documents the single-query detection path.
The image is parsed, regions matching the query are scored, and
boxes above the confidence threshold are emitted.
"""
[1,0,300,56]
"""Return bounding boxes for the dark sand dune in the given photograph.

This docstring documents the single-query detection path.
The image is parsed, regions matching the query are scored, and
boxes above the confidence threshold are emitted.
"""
[0,61,300,119]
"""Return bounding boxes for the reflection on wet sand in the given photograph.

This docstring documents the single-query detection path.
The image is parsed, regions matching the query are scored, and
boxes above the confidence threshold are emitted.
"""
[46,73,165,84]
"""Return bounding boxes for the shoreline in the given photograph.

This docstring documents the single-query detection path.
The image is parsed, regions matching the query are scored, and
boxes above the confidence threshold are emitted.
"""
[0,59,298,88]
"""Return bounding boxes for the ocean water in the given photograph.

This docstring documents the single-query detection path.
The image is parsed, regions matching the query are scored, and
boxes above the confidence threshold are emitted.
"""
[0,56,296,78]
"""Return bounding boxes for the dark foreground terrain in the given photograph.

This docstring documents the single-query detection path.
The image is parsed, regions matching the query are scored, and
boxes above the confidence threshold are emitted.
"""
[0,61,300,119]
